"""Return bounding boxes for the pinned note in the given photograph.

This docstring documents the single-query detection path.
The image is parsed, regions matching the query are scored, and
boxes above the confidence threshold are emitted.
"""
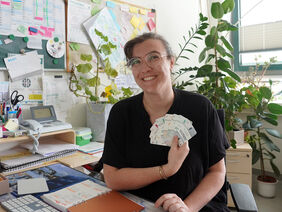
[17,25,27,34]
[139,9,146,15]
[91,6,100,16]
[147,18,156,31]
[148,12,155,18]
[120,5,129,12]
[106,1,115,8]
[131,29,139,39]
[138,18,145,31]
[129,7,138,14]
[130,15,140,29]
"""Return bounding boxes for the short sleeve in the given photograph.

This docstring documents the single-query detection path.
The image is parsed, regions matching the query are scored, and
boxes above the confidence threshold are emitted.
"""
[101,103,127,168]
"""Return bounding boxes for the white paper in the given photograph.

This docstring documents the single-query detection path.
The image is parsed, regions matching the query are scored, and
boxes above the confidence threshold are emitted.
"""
[27,37,42,49]
[0,81,9,102]
[0,0,65,41]
[9,53,43,106]
[67,0,91,44]
[83,8,126,69]
[17,178,49,195]
[115,74,139,89]
[4,51,42,82]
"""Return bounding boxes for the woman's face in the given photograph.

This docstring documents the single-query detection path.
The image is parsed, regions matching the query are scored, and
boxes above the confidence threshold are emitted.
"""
[130,39,174,95]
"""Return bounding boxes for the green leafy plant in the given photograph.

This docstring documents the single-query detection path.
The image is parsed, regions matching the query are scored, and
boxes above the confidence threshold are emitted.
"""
[69,29,132,104]
[241,58,282,180]
[174,0,245,148]
[172,13,209,89]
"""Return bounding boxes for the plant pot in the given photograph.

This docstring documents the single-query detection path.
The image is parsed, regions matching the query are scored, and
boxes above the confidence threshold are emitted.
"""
[228,130,245,145]
[86,102,113,142]
[256,175,278,198]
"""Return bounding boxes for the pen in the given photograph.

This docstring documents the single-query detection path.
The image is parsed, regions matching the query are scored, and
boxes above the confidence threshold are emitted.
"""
[16,108,22,119]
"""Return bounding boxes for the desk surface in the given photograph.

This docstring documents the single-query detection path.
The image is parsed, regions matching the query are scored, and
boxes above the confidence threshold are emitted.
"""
[0,163,164,212]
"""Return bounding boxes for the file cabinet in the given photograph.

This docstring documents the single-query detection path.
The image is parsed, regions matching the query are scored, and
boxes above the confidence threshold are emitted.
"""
[226,143,252,207]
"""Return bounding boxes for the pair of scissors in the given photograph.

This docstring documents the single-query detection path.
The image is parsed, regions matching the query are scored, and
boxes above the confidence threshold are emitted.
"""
[10,90,24,109]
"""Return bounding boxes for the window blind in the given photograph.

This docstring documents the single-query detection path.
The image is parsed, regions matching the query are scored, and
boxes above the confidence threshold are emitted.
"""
[239,21,282,52]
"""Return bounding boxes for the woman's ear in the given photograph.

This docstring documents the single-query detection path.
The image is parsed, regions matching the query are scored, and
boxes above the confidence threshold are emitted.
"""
[169,56,175,71]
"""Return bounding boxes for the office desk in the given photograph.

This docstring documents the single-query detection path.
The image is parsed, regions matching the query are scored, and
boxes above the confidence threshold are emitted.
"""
[0,163,164,212]
[0,129,100,175]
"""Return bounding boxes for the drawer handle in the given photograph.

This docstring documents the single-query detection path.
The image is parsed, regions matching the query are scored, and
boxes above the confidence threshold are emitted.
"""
[227,153,241,156]
[227,160,240,163]
[228,176,240,180]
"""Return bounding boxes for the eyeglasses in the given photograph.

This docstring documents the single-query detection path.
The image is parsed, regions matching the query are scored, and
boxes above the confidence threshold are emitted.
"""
[126,52,168,70]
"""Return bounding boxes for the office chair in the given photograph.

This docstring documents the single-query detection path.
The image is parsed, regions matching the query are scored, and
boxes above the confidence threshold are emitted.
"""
[87,110,258,212]
[217,109,258,212]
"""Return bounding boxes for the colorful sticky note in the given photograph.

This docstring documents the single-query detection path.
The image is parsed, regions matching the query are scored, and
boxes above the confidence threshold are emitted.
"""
[106,1,115,8]
[139,9,146,15]
[147,18,156,31]
[129,7,138,14]
[29,94,42,100]
[4,39,13,44]
[17,25,27,34]
[0,40,3,45]
[131,29,139,39]
[130,15,140,29]
[138,18,145,31]
[148,12,155,18]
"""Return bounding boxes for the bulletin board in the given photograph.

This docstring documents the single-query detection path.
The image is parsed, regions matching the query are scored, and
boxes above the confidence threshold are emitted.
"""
[0,0,66,70]
[66,0,157,73]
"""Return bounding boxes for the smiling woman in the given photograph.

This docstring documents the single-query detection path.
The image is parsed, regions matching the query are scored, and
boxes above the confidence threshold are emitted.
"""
[100,32,230,212]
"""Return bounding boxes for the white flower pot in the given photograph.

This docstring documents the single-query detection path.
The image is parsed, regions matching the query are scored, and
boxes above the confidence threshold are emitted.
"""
[86,103,113,142]
[257,176,278,198]
[228,130,245,145]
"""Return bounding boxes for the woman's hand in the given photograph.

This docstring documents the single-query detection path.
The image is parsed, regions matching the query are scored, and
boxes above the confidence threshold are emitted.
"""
[164,136,189,177]
[155,193,191,212]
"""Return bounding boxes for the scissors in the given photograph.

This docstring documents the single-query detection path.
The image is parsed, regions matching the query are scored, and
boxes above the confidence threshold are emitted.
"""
[10,90,24,109]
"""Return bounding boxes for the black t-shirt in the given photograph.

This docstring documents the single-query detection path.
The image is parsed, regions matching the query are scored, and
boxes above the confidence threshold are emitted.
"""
[101,89,230,211]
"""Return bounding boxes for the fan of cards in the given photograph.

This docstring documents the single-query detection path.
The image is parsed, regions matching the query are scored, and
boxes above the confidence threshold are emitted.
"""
[150,114,197,147]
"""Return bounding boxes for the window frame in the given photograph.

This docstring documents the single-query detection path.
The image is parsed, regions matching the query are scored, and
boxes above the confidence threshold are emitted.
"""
[231,0,282,72]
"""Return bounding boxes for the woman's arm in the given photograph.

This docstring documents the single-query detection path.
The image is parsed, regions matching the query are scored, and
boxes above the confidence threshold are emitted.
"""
[103,136,189,190]
[155,158,226,212]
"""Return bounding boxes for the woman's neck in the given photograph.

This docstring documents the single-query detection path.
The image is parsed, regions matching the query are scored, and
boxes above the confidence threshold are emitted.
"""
[143,88,174,123]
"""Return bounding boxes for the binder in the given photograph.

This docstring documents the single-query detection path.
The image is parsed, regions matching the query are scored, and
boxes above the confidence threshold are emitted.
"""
[69,190,144,212]
[0,149,77,173]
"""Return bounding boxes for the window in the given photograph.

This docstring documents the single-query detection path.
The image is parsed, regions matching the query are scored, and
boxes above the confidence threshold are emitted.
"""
[232,0,282,72]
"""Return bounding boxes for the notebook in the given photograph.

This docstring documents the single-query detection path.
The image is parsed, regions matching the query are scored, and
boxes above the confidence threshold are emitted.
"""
[41,180,144,212]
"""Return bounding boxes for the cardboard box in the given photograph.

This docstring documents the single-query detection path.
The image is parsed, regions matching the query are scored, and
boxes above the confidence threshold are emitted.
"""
[0,174,10,195]
[228,130,245,145]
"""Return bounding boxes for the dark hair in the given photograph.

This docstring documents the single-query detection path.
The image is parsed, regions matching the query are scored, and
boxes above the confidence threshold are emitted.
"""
[124,33,174,61]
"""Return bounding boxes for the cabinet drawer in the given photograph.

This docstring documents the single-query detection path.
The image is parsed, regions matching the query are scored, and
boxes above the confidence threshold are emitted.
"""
[226,151,251,173]
[227,173,252,207]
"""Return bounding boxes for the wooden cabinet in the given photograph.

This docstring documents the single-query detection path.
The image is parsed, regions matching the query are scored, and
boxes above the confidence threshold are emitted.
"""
[226,143,252,207]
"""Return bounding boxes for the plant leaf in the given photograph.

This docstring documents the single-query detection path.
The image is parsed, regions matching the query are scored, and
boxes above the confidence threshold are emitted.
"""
[76,63,92,73]
[211,2,224,19]
[260,132,280,152]
[252,148,260,164]
[222,0,235,14]
[205,34,218,48]
[268,103,282,114]
[198,48,207,63]
[250,118,262,128]
[266,128,282,139]
[220,68,241,82]
[270,160,281,178]
[259,87,272,100]
[196,65,213,77]
[80,54,92,62]
[220,36,234,51]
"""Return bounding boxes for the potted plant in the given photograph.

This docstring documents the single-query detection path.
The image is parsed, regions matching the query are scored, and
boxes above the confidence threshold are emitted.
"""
[241,58,282,197]
[173,0,244,148]
[69,29,133,141]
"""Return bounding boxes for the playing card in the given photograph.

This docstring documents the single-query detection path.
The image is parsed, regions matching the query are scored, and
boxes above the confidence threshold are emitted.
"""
[150,114,197,147]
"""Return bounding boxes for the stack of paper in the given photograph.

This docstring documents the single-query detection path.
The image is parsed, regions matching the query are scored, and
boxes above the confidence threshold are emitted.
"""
[4,51,42,82]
